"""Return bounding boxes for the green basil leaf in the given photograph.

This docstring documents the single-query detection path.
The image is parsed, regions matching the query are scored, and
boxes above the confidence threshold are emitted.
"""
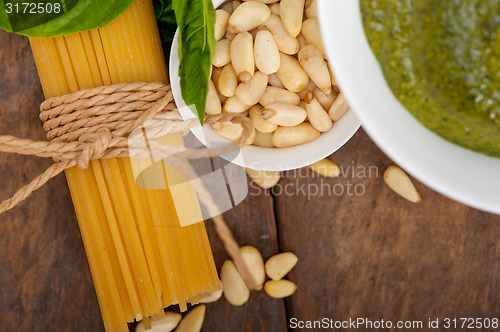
[172,0,216,123]
[0,0,133,37]
[154,0,177,61]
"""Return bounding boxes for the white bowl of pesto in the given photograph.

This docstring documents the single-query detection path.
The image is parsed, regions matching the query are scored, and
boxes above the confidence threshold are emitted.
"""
[169,0,361,171]
[318,0,500,214]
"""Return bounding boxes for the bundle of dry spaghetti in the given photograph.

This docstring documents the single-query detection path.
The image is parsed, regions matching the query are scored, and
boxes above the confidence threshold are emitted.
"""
[27,0,222,330]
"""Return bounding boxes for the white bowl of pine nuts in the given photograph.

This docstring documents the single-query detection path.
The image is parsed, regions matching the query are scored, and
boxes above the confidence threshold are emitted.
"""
[169,0,360,171]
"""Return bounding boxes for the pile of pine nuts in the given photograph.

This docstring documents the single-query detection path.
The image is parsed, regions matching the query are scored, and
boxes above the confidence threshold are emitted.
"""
[208,0,349,148]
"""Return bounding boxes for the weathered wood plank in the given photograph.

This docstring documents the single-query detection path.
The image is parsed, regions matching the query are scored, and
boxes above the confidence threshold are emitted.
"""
[204,178,287,332]
[275,129,500,331]
[0,30,104,331]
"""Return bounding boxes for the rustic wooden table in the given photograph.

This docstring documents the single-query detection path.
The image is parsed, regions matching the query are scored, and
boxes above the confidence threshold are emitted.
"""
[1,30,500,332]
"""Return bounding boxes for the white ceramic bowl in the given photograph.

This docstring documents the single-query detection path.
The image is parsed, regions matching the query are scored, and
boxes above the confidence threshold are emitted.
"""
[169,0,360,171]
[317,0,500,214]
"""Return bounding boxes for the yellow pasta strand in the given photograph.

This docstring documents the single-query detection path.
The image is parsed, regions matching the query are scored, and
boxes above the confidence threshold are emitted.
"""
[29,0,220,330]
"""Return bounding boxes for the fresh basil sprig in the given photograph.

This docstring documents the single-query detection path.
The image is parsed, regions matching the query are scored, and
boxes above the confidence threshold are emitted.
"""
[0,0,216,123]
[172,0,216,123]
[154,0,177,61]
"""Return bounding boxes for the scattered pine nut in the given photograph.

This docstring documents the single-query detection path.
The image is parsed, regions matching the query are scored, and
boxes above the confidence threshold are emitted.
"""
[135,312,181,332]
[264,280,297,298]
[265,252,298,280]
[240,246,266,290]
[175,305,206,332]
[383,165,422,203]
[220,260,250,306]
[198,282,223,303]
[308,159,340,177]
[246,168,281,189]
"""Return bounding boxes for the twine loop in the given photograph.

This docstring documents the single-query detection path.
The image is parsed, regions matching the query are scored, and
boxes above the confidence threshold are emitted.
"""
[0,81,258,289]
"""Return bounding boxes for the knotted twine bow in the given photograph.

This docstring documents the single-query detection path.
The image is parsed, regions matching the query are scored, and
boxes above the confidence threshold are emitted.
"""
[0,81,258,290]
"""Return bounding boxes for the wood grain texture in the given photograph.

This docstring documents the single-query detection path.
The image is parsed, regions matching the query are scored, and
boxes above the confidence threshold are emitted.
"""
[204,180,287,332]
[275,130,500,331]
[0,30,104,331]
[2,26,500,332]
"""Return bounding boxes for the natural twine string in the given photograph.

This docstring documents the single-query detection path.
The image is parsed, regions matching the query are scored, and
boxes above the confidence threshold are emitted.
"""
[0,81,258,290]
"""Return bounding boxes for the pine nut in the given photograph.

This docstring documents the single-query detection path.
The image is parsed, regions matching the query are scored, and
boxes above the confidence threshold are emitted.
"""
[279,0,305,37]
[383,166,422,203]
[265,252,298,280]
[209,0,340,149]
[212,66,227,103]
[228,1,271,34]
[298,44,332,95]
[206,79,222,115]
[223,96,252,113]
[272,123,320,148]
[246,168,281,189]
[220,260,250,306]
[297,79,317,100]
[254,30,281,74]
[276,52,310,93]
[301,18,326,58]
[262,103,307,126]
[269,2,280,15]
[230,32,255,82]
[236,71,269,106]
[313,87,338,110]
[329,92,349,121]
[219,63,238,97]
[135,312,182,332]
[268,73,285,88]
[212,39,231,67]
[249,104,278,133]
[264,280,297,298]
[212,120,255,145]
[240,246,266,290]
[259,86,300,107]
[198,282,223,303]
[253,130,275,147]
[297,33,307,48]
[305,0,317,18]
[308,158,340,177]
[261,15,299,55]
[175,305,206,332]
[215,9,231,41]
[304,92,332,132]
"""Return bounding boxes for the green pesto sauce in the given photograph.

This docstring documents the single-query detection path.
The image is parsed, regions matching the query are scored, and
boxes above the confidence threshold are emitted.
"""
[361,0,500,157]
